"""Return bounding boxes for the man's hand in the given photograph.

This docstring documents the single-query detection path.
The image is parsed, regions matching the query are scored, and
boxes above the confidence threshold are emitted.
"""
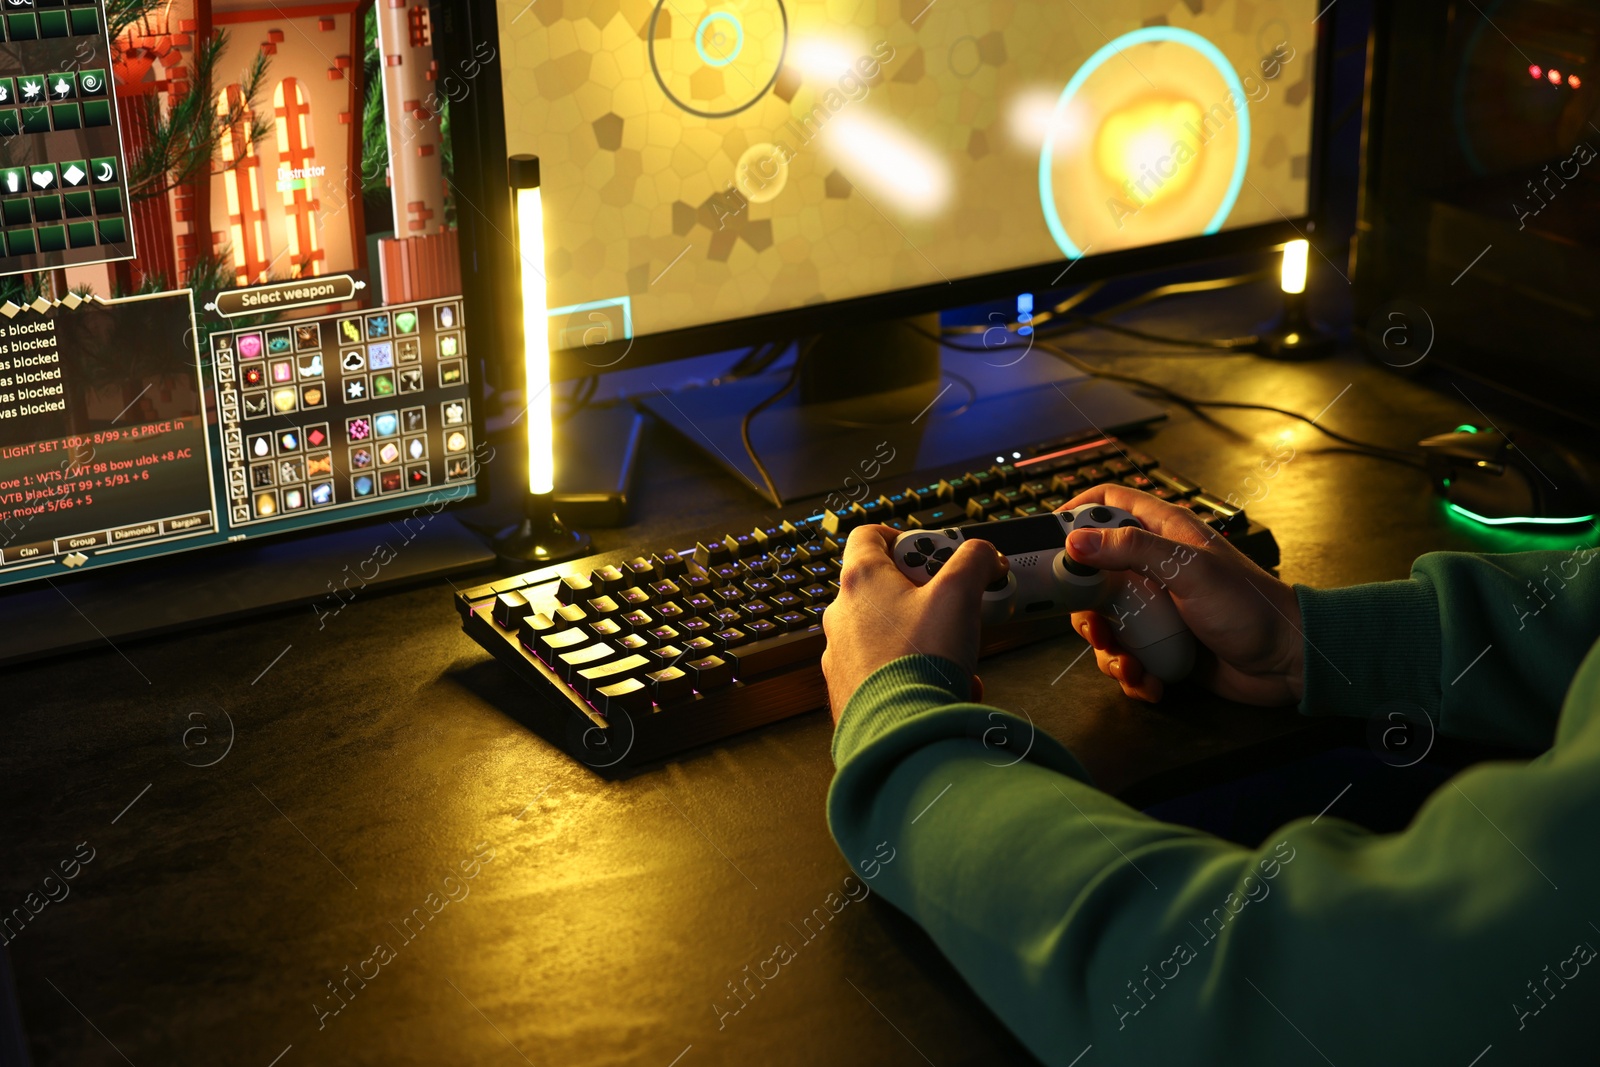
[821,525,1007,724]
[1059,485,1305,706]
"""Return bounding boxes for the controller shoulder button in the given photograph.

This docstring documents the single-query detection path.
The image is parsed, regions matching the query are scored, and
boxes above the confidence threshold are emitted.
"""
[942,529,959,539]
[902,551,925,567]
[913,536,936,554]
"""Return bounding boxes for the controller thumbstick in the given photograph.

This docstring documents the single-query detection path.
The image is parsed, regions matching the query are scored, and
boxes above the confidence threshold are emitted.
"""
[1062,557,1098,577]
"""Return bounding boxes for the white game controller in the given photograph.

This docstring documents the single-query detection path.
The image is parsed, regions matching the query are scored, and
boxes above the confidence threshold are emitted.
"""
[892,505,1196,683]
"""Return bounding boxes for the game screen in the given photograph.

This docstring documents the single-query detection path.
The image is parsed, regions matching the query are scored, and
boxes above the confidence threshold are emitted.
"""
[0,0,478,589]
[505,0,1318,348]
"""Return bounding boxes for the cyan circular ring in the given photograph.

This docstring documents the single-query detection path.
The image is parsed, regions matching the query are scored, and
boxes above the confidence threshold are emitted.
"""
[648,0,787,120]
[1038,27,1251,260]
[695,12,744,68]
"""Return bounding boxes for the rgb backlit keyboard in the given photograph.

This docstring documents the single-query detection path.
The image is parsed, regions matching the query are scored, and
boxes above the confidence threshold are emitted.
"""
[457,431,1279,771]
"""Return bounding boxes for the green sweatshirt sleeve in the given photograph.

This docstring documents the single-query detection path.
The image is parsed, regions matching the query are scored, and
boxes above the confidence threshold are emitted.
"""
[828,551,1600,1066]
[1296,549,1600,749]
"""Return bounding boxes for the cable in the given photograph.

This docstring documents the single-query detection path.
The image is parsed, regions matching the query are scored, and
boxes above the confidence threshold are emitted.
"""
[1030,339,1426,466]
[739,338,816,508]
[1058,317,1259,351]
[719,341,783,382]
[907,318,1425,466]
[556,375,598,423]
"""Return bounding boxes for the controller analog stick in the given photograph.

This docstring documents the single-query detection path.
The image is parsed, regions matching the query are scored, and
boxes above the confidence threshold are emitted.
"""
[1063,557,1098,577]
[985,575,1009,592]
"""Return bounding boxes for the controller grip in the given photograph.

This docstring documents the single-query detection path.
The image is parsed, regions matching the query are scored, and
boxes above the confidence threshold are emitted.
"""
[1103,575,1195,683]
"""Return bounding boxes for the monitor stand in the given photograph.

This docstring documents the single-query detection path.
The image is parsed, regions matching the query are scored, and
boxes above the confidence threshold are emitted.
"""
[642,316,1168,505]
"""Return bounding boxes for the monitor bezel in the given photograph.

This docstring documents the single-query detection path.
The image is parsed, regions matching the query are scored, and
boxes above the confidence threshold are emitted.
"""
[443,0,1339,383]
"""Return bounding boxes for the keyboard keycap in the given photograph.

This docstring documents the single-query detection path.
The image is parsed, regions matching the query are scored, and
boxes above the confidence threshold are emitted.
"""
[649,644,686,668]
[575,654,652,697]
[694,540,730,568]
[650,551,686,578]
[534,627,589,662]
[729,624,825,678]
[713,627,749,650]
[557,574,593,603]
[655,601,687,622]
[646,665,693,703]
[909,504,964,529]
[555,603,589,627]
[617,586,652,607]
[591,564,626,592]
[617,634,651,654]
[773,610,807,631]
[492,591,532,629]
[1150,469,1201,497]
[518,612,560,643]
[966,495,1000,520]
[686,654,733,690]
[586,595,621,617]
[745,618,779,640]
[596,677,652,715]
[586,618,624,640]
[680,617,715,638]
[555,642,619,681]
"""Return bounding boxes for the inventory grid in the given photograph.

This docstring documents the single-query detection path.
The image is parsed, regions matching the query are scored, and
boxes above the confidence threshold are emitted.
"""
[0,0,133,273]
[210,297,476,526]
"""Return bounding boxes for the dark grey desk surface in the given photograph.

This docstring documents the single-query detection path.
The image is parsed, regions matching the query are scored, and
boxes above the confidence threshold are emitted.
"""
[4,344,1592,1067]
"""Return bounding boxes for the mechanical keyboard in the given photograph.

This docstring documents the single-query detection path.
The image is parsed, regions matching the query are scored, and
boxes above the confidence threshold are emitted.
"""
[455,430,1280,771]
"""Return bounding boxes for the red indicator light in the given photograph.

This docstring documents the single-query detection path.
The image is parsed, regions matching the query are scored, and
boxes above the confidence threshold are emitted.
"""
[1530,64,1543,79]
[1570,74,1583,89]
[1549,68,1562,84]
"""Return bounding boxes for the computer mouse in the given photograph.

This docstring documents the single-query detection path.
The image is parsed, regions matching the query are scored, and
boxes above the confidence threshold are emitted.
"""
[1419,425,1600,524]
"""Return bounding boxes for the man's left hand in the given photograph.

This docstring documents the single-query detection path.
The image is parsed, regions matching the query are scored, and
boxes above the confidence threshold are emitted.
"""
[821,525,1008,724]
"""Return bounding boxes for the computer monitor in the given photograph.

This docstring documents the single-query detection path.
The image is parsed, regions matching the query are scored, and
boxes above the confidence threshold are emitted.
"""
[0,1,485,593]
[450,0,1331,500]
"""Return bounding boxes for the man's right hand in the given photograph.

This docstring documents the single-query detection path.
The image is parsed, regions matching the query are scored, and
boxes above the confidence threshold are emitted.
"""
[1058,485,1305,706]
